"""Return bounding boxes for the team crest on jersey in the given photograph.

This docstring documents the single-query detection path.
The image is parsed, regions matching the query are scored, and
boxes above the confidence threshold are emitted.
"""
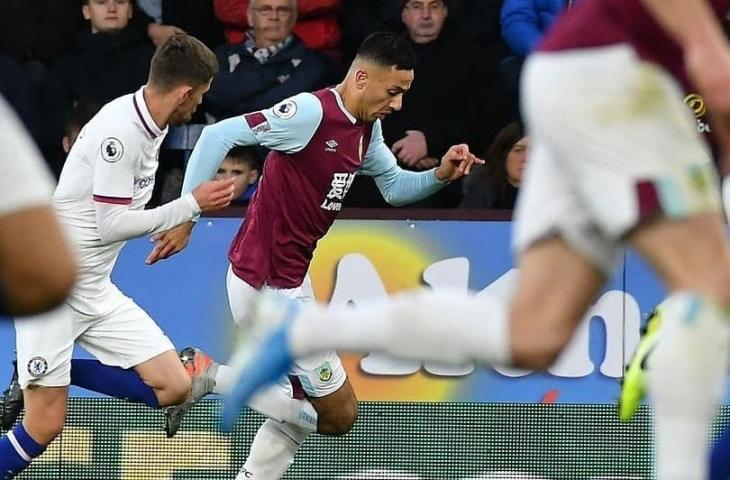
[101,137,124,163]
[27,357,48,378]
[272,100,297,120]
[316,362,333,383]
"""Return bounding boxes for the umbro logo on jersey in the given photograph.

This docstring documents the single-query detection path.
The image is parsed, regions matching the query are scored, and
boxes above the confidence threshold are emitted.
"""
[325,139,338,152]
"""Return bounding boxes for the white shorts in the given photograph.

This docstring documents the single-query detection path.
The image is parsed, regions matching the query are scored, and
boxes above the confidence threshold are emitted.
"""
[14,284,174,389]
[516,45,721,275]
[226,265,346,398]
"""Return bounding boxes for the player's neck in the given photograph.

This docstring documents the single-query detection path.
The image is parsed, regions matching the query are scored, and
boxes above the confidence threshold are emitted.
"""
[334,83,362,123]
[142,86,171,131]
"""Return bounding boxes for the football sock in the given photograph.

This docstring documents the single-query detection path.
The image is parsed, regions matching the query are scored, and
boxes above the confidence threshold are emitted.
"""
[291,289,511,367]
[649,292,728,480]
[238,419,309,479]
[0,424,46,478]
[710,421,730,480]
[215,364,317,432]
[70,359,160,408]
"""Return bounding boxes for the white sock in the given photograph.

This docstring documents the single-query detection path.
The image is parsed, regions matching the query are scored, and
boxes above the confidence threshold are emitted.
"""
[649,292,729,480]
[215,364,318,432]
[291,289,511,367]
[238,419,309,479]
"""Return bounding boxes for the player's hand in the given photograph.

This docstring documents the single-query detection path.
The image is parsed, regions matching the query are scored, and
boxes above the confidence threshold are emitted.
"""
[146,222,195,265]
[192,178,236,213]
[434,144,484,182]
[392,130,428,167]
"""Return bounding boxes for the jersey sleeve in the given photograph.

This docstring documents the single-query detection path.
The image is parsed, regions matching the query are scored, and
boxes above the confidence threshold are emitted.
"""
[182,92,322,196]
[242,92,322,153]
[359,120,446,206]
[0,97,54,216]
[91,127,141,205]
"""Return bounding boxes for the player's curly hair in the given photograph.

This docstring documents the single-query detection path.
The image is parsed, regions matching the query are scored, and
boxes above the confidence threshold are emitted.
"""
[148,33,219,91]
[356,32,416,71]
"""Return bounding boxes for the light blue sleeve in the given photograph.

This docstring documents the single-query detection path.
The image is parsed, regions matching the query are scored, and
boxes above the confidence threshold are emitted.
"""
[182,92,323,195]
[359,120,447,207]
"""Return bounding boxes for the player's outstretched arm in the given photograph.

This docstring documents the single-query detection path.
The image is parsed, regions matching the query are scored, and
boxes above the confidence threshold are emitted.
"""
[95,178,235,245]
[362,121,483,206]
[145,178,237,265]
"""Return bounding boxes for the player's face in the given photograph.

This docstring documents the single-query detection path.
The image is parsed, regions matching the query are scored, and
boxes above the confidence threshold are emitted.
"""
[248,0,296,46]
[505,136,529,186]
[360,66,414,123]
[215,160,258,198]
[402,0,448,44]
[82,0,133,34]
[169,80,212,126]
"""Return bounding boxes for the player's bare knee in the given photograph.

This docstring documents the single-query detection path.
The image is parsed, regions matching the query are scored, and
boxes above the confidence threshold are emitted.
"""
[317,400,358,436]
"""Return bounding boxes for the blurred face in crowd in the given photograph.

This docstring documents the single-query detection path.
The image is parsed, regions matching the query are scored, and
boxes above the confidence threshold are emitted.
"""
[215,159,259,198]
[354,61,414,123]
[82,0,133,34]
[247,0,297,48]
[402,0,448,44]
[167,80,212,126]
[506,136,529,186]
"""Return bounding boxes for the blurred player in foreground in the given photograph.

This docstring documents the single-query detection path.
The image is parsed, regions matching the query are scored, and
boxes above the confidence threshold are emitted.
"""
[149,31,481,479]
[0,34,236,479]
[0,95,76,318]
[223,2,730,479]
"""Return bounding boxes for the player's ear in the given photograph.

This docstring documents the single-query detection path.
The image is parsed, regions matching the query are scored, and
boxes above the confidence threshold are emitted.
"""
[178,85,194,105]
[355,69,368,90]
[249,170,260,184]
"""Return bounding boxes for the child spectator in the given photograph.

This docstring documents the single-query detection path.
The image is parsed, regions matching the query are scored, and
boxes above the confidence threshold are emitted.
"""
[215,146,260,205]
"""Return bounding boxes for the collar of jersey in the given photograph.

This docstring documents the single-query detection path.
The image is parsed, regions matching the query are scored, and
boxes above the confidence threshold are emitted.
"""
[329,88,358,125]
[133,86,167,139]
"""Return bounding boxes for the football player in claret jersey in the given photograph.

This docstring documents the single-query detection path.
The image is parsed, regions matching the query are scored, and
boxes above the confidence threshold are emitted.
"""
[220,2,730,479]
[149,31,481,479]
[0,34,239,479]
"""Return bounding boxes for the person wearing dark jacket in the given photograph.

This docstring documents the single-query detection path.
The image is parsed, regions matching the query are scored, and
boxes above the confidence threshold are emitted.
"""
[204,0,325,120]
[41,0,154,177]
[382,0,506,207]
[460,121,527,209]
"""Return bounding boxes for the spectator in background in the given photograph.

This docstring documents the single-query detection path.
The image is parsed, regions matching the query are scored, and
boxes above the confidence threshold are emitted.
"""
[0,53,41,145]
[138,0,224,49]
[214,146,260,205]
[500,0,572,118]
[501,0,570,57]
[61,102,101,155]
[204,0,326,119]
[214,0,342,54]
[460,121,527,209]
[41,0,154,177]
[354,0,504,208]
[339,0,402,64]
[0,0,182,86]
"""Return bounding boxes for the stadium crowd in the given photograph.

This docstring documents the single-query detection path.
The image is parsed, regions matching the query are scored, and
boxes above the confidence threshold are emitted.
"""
[0,0,557,210]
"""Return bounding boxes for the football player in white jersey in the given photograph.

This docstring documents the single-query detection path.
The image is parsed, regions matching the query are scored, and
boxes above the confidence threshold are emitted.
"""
[0,34,237,479]
[0,95,76,317]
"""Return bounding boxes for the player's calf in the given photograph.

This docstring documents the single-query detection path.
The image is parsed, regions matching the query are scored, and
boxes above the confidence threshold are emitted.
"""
[310,380,358,436]
[134,350,192,407]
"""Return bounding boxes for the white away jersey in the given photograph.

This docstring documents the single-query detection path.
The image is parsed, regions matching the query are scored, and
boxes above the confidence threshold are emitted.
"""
[54,87,167,304]
[0,96,54,216]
